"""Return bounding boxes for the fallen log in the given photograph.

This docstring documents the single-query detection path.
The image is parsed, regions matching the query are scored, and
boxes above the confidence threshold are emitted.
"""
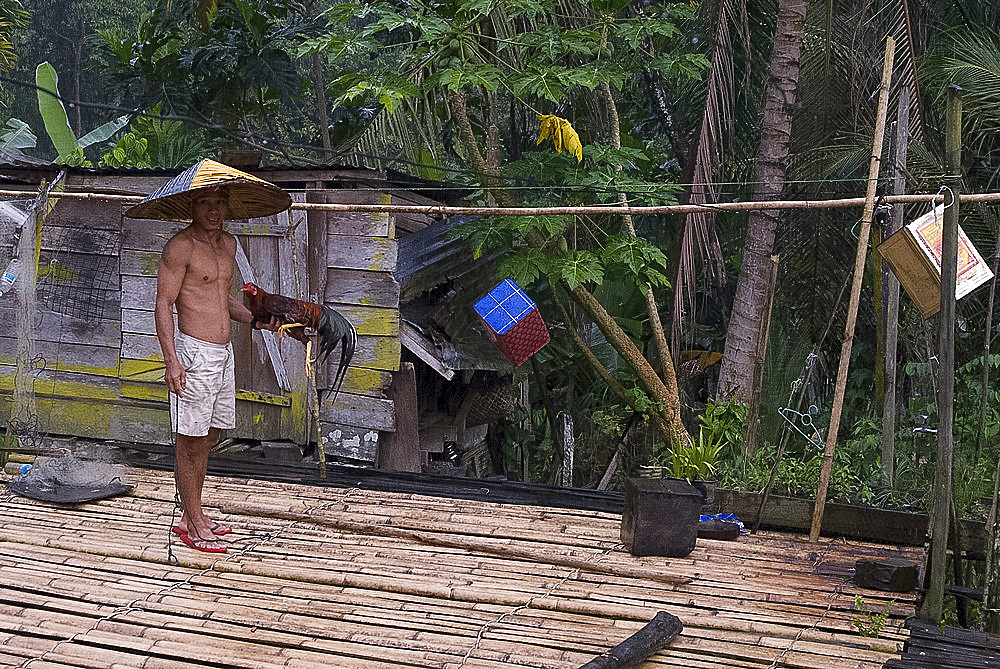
[578,611,682,668]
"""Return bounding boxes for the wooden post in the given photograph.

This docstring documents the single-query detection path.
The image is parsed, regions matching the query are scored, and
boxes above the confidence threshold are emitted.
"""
[10,174,63,447]
[305,339,326,478]
[809,38,895,542]
[376,362,421,472]
[11,198,37,435]
[745,255,779,459]
[881,86,911,487]
[561,411,575,487]
[921,84,962,623]
[983,459,1000,632]
[978,217,1000,465]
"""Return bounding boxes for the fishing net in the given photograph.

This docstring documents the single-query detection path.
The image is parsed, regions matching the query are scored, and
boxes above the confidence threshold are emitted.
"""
[6,454,133,503]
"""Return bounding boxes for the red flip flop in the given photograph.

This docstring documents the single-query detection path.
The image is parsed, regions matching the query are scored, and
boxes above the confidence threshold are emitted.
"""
[173,528,227,553]
[211,523,232,536]
[172,524,232,537]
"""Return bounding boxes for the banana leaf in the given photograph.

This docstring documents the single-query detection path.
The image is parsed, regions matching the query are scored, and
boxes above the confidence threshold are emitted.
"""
[0,118,36,150]
[77,116,129,148]
[35,61,77,159]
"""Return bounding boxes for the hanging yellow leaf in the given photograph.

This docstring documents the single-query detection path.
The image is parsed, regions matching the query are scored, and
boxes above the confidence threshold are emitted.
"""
[535,114,583,162]
[562,123,583,162]
[536,114,555,145]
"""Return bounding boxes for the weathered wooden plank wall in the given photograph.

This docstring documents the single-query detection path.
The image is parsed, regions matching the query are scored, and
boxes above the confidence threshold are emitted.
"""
[311,190,400,461]
[0,197,146,440]
[1,172,409,462]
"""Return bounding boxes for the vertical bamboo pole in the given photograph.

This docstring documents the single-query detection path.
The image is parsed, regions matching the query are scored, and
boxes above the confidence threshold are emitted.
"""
[882,86,911,487]
[10,174,63,447]
[809,38,895,542]
[921,84,962,623]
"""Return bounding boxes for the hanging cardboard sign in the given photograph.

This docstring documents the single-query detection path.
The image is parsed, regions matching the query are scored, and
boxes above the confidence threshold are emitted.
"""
[878,206,994,317]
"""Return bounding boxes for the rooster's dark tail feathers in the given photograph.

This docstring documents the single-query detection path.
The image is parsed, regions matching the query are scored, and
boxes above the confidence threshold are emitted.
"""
[316,305,357,400]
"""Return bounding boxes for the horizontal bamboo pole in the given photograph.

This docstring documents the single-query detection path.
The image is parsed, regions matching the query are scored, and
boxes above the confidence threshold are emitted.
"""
[0,187,997,216]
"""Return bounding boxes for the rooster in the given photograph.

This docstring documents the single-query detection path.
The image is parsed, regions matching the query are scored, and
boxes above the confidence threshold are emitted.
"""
[241,282,357,398]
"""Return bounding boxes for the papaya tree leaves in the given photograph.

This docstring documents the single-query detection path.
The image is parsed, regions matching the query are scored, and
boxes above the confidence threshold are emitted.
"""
[649,52,711,81]
[511,66,566,102]
[516,214,571,238]
[505,26,601,60]
[550,250,604,289]
[499,247,547,286]
[330,72,420,113]
[451,215,519,259]
[427,63,505,92]
[298,31,380,60]
[499,248,603,290]
[614,16,680,50]
[602,234,671,288]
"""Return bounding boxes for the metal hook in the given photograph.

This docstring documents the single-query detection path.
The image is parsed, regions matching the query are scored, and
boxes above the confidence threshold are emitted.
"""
[934,185,955,213]
[850,218,862,240]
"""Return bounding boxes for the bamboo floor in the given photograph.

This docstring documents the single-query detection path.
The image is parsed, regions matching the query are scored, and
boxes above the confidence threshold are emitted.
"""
[0,468,920,668]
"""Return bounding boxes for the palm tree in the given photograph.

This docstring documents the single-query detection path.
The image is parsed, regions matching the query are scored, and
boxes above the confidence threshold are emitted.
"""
[717,0,809,400]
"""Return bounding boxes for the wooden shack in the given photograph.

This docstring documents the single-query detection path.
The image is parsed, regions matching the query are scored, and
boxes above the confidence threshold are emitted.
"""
[0,159,451,464]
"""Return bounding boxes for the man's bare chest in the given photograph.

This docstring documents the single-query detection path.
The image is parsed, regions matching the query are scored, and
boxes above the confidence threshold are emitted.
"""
[186,244,233,286]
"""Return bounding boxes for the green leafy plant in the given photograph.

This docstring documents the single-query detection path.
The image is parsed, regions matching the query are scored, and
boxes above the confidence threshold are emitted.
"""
[99,104,207,169]
[698,398,748,452]
[853,595,894,638]
[667,426,722,482]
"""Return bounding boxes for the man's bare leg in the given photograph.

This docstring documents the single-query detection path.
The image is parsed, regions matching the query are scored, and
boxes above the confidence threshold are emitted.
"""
[175,429,225,549]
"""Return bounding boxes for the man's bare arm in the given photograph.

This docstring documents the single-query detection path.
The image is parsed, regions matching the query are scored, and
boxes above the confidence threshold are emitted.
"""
[228,294,280,330]
[229,295,253,325]
[156,237,189,396]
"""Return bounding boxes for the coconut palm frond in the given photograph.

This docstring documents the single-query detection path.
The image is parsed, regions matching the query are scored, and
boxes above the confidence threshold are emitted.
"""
[671,0,754,354]
[889,0,925,141]
[938,30,1000,124]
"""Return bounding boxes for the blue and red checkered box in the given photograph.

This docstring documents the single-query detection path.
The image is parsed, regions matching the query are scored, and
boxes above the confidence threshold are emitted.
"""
[474,279,550,367]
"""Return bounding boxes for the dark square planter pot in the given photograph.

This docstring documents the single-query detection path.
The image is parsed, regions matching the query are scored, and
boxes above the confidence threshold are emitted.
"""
[621,477,703,557]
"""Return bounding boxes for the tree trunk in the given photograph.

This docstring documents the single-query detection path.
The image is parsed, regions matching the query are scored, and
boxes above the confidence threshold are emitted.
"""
[446,88,690,444]
[717,0,808,400]
[311,54,332,156]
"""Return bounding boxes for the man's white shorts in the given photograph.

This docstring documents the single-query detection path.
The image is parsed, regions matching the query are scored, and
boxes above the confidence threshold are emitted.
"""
[169,331,236,437]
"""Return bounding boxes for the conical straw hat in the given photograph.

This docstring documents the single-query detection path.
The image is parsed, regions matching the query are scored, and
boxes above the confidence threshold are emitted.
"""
[125,158,291,221]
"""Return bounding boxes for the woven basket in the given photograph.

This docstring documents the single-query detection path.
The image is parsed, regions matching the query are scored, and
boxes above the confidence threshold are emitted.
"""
[465,380,516,426]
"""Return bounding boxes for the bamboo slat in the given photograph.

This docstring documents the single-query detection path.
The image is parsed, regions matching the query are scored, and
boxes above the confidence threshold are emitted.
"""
[0,467,920,668]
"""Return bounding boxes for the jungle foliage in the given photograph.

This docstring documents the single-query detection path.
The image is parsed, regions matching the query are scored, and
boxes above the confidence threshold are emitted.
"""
[3,1,1000,524]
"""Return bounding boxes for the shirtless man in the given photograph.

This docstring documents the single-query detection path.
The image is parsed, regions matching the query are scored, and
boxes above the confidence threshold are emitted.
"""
[155,188,273,552]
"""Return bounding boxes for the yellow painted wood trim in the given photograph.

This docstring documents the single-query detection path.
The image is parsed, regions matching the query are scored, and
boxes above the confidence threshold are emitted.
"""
[0,376,118,401]
[236,390,291,407]
[120,358,165,382]
[120,382,167,401]
[0,358,119,378]
[119,383,293,408]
